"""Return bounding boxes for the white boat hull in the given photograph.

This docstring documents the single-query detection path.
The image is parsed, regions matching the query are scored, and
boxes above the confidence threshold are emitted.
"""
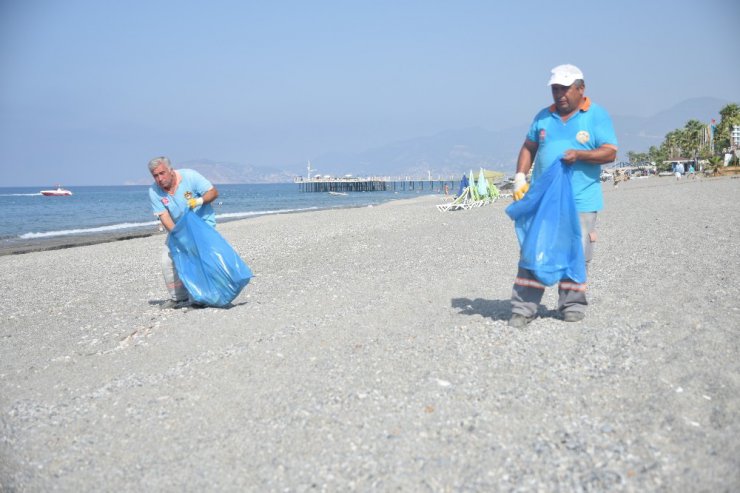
[40,188,73,196]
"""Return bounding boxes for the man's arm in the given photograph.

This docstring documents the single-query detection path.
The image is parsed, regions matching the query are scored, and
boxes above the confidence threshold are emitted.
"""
[562,144,617,165]
[201,186,218,204]
[159,210,176,232]
[516,139,539,175]
[513,139,538,201]
[187,186,219,210]
[160,186,217,230]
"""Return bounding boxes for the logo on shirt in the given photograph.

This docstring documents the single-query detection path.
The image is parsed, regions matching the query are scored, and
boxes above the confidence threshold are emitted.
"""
[576,130,590,144]
[184,191,193,200]
[161,197,169,206]
[539,129,546,143]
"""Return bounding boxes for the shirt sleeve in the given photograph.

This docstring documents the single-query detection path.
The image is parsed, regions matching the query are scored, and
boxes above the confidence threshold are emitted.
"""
[594,107,618,148]
[188,170,214,197]
[526,117,540,143]
[149,187,167,217]
[526,107,552,144]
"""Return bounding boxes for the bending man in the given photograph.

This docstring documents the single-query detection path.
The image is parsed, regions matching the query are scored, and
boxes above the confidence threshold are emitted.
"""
[148,156,219,308]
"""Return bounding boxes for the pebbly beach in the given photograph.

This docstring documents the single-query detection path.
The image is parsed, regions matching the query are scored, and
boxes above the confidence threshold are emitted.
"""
[1,175,739,490]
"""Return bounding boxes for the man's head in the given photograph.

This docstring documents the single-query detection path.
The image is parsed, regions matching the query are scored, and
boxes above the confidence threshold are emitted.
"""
[148,156,175,191]
[548,64,585,116]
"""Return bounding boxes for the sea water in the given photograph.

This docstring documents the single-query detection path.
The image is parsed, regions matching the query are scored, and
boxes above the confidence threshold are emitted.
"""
[0,184,439,248]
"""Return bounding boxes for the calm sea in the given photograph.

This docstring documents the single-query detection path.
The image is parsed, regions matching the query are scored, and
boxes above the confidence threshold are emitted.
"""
[0,183,441,249]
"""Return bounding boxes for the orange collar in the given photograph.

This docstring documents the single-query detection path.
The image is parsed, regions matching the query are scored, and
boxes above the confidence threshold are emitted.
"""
[549,96,591,114]
[166,170,181,195]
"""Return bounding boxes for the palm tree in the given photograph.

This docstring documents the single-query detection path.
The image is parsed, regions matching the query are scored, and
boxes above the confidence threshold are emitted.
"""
[708,155,723,173]
[683,119,705,158]
[647,146,664,163]
[663,130,682,159]
[715,103,740,152]
[636,103,737,169]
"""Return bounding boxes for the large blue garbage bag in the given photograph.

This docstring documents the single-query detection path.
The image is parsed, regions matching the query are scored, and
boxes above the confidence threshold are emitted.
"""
[167,211,252,307]
[505,158,586,286]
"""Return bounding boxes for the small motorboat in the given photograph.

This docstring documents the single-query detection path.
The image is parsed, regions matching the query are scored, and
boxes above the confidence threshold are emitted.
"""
[40,186,73,196]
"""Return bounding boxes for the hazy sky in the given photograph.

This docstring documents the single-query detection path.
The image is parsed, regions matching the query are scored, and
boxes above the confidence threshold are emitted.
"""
[1,0,739,185]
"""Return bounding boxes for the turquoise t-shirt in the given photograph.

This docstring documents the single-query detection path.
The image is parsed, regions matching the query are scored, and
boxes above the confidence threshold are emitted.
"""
[526,99,617,212]
[149,169,216,227]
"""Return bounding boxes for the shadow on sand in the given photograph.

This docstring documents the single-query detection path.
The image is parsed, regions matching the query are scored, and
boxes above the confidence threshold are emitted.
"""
[148,299,248,310]
[451,297,559,321]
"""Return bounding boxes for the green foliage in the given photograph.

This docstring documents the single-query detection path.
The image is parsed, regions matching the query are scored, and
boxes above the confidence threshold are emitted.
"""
[626,103,739,162]
[648,145,667,165]
[682,119,705,155]
[708,155,723,172]
[714,103,740,152]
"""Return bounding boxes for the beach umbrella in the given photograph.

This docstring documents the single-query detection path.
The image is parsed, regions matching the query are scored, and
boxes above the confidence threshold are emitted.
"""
[457,174,468,196]
[477,167,489,198]
[488,179,500,199]
[470,170,480,200]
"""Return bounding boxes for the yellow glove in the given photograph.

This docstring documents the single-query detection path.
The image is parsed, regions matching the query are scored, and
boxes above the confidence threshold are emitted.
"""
[512,172,529,201]
[187,197,204,209]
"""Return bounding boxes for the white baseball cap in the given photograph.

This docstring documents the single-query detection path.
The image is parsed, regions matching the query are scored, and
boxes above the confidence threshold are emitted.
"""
[547,64,584,86]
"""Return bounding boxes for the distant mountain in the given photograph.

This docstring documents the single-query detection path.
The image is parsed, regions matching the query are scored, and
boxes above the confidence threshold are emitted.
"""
[308,97,732,178]
[128,97,733,184]
[178,159,295,184]
[310,126,527,179]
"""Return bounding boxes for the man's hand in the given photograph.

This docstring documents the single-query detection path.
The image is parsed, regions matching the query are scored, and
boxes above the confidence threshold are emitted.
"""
[513,172,529,201]
[187,197,204,209]
[562,150,579,164]
[562,146,617,165]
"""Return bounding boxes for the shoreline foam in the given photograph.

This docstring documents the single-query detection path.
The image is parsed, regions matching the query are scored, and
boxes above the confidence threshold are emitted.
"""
[0,200,400,256]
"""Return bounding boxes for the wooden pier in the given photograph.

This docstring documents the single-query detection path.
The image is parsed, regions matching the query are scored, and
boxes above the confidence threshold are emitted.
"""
[295,177,459,193]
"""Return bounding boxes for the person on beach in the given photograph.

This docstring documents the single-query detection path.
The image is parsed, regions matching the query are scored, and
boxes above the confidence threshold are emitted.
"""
[148,156,219,309]
[509,64,618,328]
[675,162,684,180]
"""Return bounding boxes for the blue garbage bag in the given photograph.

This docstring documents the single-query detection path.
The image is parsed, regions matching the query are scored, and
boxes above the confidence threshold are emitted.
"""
[505,158,586,286]
[167,210,252,307]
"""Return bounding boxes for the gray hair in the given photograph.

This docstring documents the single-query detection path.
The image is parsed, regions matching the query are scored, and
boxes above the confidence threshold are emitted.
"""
[147,156,171,172]
[573,79,585,89]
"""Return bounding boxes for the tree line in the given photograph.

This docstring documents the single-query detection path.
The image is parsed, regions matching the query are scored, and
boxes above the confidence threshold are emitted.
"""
[626,103,740,171]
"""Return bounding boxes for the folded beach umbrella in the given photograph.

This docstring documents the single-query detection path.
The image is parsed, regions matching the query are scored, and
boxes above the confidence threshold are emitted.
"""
[469,170,480,200]
[488,178,500,199]
[477,167,489,198]
[457,174,468,197]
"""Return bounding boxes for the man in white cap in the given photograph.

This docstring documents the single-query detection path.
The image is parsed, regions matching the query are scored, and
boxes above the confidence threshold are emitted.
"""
[509,64,618,327]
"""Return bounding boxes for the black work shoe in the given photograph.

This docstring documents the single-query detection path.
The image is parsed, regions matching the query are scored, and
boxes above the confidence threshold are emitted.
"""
[562,311,585,322]
[508,314,534,328]
[160,299,191,310]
